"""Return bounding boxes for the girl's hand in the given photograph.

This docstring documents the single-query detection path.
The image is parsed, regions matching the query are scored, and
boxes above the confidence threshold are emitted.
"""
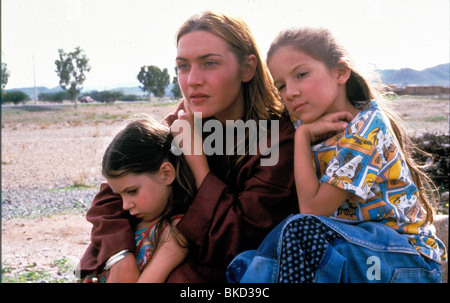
[297,111,354,143]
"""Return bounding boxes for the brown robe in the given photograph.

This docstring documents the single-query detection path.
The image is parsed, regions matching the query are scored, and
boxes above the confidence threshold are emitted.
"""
[78,104,298,282]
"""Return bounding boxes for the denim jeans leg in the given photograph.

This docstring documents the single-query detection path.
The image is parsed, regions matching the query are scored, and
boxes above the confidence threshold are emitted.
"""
[314,221,443,283]
[227,214,443,283]
[227,215,289,283]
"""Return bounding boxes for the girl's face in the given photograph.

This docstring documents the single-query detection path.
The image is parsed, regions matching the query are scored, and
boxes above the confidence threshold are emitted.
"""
[268,46,346,124]
[107,170,173,223]
[176,30,246,122]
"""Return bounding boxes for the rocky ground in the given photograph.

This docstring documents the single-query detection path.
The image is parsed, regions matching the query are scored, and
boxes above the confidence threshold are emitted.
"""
[1,101,176,282]
[1,97,448,283]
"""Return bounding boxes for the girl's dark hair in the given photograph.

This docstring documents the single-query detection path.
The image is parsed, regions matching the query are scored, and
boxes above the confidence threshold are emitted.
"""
[267,27,373,103]
[267,27,437,224]
[102,117,196,243]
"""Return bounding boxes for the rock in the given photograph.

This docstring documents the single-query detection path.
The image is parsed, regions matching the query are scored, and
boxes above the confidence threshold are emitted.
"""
[435,215,448,283]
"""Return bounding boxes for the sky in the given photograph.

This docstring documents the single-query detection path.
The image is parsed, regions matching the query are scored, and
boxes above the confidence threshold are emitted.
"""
[2,0,449,90]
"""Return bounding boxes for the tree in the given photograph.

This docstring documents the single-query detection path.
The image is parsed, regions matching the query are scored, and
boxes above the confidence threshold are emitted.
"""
[55,46,91,108]
[100,90,124,103]
[137,65,170,100]
[38,91,70,103]
[2,91,29,104]
[171,67,182,99]
[1,62,10,90]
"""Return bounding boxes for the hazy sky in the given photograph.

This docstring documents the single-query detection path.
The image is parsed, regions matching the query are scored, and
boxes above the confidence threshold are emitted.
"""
[2,0,449,89]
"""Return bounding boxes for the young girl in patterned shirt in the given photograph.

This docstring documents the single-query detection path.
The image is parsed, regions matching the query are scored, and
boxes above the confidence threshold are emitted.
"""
[81,117,195,282]
[228,27,446,283]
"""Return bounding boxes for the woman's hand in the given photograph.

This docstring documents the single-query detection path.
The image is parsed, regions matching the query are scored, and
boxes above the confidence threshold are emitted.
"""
[106,254,140,283]
[170,100,210,188]
[297,111,354,143]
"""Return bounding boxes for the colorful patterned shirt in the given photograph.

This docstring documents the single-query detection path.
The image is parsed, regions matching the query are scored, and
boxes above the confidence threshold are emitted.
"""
[135,214,184,271]
[302,100,446,263]
[82,215,183,282]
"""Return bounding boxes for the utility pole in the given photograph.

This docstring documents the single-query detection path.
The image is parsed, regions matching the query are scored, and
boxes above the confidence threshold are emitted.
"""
[33,55,37,104]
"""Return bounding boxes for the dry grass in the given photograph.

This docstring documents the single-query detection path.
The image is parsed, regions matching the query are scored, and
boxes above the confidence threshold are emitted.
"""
[1,97,448,282]
[2,97,447,190]
[1,101,179,190]
[389,96,449,136]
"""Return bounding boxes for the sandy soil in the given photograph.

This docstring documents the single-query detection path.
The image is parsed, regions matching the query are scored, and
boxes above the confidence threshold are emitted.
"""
[1,213,91,281]
[1,101,176,281]
[1,98,448,282]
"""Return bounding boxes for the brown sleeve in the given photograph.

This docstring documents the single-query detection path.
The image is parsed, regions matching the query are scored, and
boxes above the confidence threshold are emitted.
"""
[78,101,185,275]
[78,183,136,273]
[175,118,298,269]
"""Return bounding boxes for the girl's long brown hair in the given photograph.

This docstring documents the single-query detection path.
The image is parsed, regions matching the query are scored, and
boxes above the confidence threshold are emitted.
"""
[267,27,437,224]
[102,117,196,244]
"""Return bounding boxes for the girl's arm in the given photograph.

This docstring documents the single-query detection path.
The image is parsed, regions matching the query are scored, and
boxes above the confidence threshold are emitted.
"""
[137,222,188,283]
[294,112,353,216]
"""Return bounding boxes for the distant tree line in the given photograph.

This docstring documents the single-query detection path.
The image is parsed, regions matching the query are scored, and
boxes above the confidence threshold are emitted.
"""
[36,90,147,103]
[1,47,182,106]
[80,90,146,103]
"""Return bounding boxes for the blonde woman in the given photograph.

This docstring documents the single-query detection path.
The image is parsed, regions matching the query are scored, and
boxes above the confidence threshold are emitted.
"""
[77,11,298,283]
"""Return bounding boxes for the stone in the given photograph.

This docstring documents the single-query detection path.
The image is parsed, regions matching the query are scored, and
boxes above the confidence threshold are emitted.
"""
[435,215,448,283]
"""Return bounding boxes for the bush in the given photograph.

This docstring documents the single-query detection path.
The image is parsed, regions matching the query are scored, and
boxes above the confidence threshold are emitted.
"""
[411,133,449,190]
[82,90,124,103]
[119,94,138,101]
[38,91,71,102]
[2,91,29,104]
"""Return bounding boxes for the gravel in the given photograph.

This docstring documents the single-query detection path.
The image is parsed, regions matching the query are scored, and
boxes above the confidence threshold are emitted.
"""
[1,184,102,220]
[1,100,447,282]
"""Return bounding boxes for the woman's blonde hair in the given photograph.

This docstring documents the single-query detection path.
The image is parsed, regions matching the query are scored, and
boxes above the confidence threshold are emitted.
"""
[176,11,287,176]
[176,11,285,122]
[267,27,437,224]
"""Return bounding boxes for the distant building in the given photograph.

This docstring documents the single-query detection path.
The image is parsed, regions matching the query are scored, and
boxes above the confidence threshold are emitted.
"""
[387,85,450,95]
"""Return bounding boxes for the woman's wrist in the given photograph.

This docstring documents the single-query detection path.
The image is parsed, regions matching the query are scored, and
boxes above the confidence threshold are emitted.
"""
[192,159,210,188]
[106,253,140,283]
[104,249,132,271]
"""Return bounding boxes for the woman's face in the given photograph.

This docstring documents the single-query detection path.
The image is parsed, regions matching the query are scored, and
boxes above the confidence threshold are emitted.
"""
[176,31,245,122]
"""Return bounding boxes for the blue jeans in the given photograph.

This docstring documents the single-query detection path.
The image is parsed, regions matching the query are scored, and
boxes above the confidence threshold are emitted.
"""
[227,214,442,283]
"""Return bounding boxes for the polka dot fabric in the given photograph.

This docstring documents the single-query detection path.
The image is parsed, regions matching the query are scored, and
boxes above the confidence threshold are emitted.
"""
[278,216,342,283]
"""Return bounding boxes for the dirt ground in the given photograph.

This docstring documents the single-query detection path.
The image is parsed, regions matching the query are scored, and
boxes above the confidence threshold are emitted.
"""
[1,97,448,282]
[1,101,177,281]
[1,213,91,281]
